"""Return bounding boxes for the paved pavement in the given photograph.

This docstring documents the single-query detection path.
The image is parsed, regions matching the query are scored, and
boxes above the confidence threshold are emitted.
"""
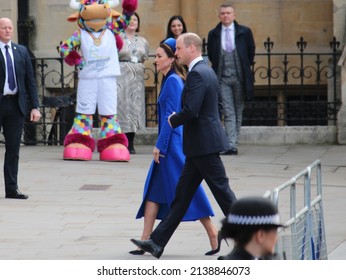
[0,144,345,260]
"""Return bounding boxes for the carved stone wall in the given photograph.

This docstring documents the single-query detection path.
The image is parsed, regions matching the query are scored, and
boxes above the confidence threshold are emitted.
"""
[0,0,339,56]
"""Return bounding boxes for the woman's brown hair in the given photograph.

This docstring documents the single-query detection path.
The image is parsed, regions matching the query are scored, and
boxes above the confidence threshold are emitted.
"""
[160,42,187,81]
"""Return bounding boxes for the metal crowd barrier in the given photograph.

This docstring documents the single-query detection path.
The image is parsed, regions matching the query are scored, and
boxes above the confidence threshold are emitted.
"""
[265,159,328,260]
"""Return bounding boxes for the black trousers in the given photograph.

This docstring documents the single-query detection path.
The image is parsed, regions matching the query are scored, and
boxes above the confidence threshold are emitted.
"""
[0,95,25,195]
[150,153,237,247]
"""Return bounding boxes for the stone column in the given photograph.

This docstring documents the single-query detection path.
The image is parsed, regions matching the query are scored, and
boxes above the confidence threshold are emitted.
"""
[337,45,346,144]
[334,0,346,43]
[180,0,197,33]
[0,1,18,41]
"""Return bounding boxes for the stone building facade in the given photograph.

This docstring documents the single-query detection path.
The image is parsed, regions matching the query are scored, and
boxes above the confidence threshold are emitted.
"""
[1,0,343,56]
[1,0,346,143]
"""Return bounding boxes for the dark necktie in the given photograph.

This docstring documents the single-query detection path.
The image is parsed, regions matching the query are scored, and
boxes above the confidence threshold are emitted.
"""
[5,45,15,91]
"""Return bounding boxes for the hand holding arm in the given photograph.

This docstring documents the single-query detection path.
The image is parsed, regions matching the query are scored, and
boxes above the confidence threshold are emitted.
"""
[168,111,176,128]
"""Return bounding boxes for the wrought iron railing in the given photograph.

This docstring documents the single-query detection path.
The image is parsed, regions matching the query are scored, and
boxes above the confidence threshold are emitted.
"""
[148,36,342,127]
[22,57,76,145]
[243,37,341,126]
[0,36,341,145]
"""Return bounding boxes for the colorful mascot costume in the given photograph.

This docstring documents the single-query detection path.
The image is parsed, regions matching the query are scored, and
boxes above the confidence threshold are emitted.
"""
[59,0,137,161]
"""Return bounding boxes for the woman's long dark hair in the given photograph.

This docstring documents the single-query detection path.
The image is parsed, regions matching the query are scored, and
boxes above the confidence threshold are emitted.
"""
[165,15,187,39]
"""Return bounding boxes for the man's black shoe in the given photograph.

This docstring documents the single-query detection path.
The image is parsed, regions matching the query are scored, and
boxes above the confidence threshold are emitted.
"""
[130,239,164,259]
[5,190,29,199]
[220,149,238,155]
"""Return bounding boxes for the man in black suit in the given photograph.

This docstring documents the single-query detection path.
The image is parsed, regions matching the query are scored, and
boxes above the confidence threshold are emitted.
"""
[0,17,41,199]
[131,32,237,258]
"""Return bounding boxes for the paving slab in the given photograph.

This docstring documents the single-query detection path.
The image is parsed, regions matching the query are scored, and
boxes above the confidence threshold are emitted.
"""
[0,144,345,260]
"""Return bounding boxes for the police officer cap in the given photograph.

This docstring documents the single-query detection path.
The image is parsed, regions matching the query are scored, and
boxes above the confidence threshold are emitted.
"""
[222,196,284,228]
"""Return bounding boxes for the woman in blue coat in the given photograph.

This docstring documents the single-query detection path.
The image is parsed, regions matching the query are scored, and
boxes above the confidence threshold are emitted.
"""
[130,38,221,256]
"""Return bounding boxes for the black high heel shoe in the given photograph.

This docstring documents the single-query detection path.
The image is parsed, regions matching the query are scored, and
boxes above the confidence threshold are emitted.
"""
[129,249,145,255]
[205,231,229,256]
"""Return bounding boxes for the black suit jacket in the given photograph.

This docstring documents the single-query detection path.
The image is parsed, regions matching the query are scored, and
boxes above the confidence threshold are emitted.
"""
[207,21,255,100]
[0,43,39,115]
[170,60,230,157]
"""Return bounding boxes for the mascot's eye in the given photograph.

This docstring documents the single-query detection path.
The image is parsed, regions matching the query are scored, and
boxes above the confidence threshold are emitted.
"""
[85,1,90,5]
[99,0,105,4]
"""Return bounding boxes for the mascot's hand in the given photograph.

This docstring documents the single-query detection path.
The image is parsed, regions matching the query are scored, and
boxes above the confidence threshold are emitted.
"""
[122,0,138,14]
[65,50,85,70]
[116,34,124,51]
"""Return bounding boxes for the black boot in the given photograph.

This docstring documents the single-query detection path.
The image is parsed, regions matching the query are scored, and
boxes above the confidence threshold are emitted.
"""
[126,132,136,154]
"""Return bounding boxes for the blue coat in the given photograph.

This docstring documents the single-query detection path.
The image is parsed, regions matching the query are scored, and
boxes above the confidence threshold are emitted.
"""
[136,70,214,220]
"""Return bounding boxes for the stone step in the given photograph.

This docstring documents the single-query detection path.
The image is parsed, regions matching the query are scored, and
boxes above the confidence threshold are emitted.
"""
[92,126,337,145]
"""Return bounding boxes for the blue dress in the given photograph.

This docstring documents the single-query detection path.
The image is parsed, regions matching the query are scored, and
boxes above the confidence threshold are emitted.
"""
[136,70,214,221]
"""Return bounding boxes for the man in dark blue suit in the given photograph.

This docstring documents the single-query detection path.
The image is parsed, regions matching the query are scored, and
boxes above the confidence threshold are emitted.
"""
[131,33,237,258]
[208,3,255,155]
[0,17,41,199]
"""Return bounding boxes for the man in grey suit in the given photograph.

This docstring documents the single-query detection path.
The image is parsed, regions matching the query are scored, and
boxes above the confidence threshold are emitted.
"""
[0,17,41,199]
[131,33,237,258]
[208,3,255,155]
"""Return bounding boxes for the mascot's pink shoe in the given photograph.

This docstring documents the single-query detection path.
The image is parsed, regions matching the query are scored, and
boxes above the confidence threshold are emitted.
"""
[100,145,130,162]
[98,134,130,162]
[64,144,93,161]
[63,134,95,161]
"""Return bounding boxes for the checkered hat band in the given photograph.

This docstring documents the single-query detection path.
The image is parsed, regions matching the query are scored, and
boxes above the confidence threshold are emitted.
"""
[227,213,280,225]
